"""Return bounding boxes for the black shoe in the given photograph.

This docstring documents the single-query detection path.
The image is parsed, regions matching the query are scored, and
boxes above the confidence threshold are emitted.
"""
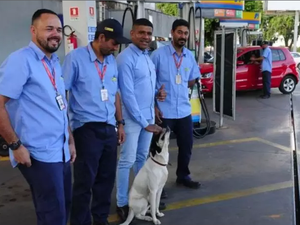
[176,179,201,189]
[116,205,129,222]
[159,201,166,210]
[259,94,270,99]
[94,221,109,225]
[161,189,168,199]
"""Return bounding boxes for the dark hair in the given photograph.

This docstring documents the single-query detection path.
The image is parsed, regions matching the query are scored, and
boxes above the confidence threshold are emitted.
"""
[172,19,189,31]
[133,18,153,28]
[31,9,58,25]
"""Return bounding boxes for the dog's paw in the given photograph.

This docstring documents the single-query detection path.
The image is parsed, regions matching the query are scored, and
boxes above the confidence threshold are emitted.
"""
[143,216,153,221]
[157,212,164,217]
[153,219,161,225]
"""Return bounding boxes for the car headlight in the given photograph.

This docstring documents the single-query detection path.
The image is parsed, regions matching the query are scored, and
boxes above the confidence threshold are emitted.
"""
[201,72,213,78]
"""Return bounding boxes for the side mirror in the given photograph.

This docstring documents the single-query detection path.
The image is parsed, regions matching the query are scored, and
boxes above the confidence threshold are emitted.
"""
[237,60,244,66]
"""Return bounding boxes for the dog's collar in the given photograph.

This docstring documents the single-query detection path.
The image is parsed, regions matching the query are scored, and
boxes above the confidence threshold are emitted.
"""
[150,157,168,166]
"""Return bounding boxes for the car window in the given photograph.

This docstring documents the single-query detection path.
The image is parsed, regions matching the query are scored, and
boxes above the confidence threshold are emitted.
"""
[271,49,280,62]
[278,50,286,61]
[271,49,285,61]
[292,52,300,58]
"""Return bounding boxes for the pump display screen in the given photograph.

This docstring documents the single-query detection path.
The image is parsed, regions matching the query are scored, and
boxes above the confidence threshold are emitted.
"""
[214,32,234,118]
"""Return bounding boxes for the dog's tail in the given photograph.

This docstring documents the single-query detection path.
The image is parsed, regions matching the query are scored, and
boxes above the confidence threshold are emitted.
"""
[119,208,135,225]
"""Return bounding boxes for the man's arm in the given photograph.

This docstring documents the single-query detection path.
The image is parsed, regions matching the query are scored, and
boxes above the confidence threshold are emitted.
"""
[0,52,31,166]
[115,92,123,122]
[0,52,29,143]
[117,56,149,128]
[0,96,18,143]
[188,54,201,88]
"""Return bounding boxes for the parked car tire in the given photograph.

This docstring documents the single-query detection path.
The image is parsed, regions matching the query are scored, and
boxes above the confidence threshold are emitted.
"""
[279,75,297,94]
[0,136,8,157]
[297,63,300,70]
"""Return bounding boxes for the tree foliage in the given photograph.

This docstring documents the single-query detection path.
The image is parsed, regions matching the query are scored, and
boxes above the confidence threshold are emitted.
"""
[156,3,178,17]
[264,15,297,48]
[155,1,298,48]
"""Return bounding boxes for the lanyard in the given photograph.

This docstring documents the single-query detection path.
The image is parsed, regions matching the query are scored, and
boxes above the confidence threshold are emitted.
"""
[41,59,58,93]
[94,61,107,86]
[173,53,184,71]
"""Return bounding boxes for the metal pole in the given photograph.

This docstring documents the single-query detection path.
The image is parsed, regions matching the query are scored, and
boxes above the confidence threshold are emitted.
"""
[220,26,225,128]
[293,11,299,52]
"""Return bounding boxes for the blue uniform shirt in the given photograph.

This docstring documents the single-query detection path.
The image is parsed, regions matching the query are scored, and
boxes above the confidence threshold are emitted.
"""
[0,41,70,167]
[262,47,272,72]
[117,44,156,128]
[62,42,118,131]
[151,44,200,119]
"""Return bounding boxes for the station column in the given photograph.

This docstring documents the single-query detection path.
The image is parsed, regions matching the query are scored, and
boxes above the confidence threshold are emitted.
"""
[62,0,97,55]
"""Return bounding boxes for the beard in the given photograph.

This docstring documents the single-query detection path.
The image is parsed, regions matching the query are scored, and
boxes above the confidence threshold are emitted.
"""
[100,48,114,56]
[37,35,61,54]
[175,38,186,47]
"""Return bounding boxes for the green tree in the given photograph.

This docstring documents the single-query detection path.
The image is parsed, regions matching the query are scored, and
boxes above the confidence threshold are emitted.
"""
[265,15,296,48]
[156,3,179,17]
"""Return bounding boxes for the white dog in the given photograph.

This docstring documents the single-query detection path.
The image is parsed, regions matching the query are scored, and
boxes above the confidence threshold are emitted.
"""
[119,127,171,225]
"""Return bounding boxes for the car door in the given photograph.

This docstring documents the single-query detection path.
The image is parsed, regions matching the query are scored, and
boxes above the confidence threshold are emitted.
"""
[270,49,286,87]
[236,50,261,90]
[236,53,249,90]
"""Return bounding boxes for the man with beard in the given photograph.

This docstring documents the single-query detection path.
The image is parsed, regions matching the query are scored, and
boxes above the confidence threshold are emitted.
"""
[150,19,201,194]
[0,9,76,225]
[62,18,130,225]
[115,18,166,222]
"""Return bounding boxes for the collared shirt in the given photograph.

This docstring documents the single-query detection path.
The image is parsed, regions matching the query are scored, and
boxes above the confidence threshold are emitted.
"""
[0,41,70,167]
[62,42,118,131]
[262,47,272,72]
[151,44,201,119]
[117,44,156,128]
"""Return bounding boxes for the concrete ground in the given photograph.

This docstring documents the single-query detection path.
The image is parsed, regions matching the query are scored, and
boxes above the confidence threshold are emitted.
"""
[0,85,299,225]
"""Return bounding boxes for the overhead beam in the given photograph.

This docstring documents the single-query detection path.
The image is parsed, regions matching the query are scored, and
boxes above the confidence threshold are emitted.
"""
[107,0,199,3]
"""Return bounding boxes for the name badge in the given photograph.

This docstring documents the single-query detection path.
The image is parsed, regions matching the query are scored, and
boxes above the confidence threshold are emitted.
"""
[101,89,108,101]
[55,94,66,111]
[176,74,182,84]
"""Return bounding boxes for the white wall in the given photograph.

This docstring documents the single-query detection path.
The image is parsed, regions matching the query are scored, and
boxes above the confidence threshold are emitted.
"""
[0,0,65,64]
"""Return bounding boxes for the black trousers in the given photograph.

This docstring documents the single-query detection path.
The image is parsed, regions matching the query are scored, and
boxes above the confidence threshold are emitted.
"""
[70,122,117,225]
[160,115,193,181]
[262,71,271,96]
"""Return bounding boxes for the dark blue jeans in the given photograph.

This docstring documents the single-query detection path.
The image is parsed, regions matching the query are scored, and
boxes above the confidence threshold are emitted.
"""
[262,70,271,96]
[18,158,72,225]
[70,122,117,225]
[160,115,193,181]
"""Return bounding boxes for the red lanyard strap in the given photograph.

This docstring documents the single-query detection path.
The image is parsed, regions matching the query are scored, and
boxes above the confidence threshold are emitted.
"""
[173,53,184,70]
[94,61,107,82]
[42,59,57,93]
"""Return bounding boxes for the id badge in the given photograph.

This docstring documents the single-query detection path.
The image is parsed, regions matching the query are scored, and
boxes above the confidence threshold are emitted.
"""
[176,74,182,84]
[55,94,66,111]
[101,89,108,101]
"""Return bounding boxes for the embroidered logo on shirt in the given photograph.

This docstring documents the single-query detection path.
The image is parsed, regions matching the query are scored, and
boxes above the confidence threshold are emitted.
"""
[112,76,117,81]
[184,68,190,72]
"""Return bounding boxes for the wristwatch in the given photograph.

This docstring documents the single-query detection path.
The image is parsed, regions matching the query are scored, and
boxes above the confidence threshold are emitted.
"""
[117,119,125,126]
[9,140,22,150]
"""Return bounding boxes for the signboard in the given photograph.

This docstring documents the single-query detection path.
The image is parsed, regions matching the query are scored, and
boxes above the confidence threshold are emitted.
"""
[70,7,79,21]
[220,12,261,25]
[213,28,237,124]
[89,6,95,19]
[197,0,244,10]
[264,1,300,11]
[196,8,242,19]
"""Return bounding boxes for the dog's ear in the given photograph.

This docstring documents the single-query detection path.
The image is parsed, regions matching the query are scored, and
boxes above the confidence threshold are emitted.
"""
[150,133,161,157]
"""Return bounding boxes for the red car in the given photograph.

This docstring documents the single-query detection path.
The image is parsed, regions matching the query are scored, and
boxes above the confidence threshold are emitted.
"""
[200,46,299,94]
